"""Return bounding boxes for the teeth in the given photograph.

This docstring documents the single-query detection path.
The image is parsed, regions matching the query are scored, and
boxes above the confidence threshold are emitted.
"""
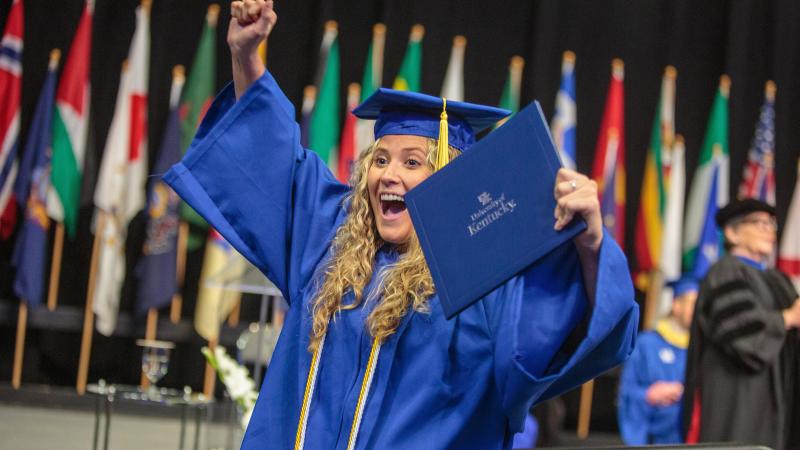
[380,193,405,202]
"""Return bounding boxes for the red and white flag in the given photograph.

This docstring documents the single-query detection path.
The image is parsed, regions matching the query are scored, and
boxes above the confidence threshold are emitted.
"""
[778,160,800,292]
[92,2,150,335]
[337,83,360,184]
[0,0,23,239]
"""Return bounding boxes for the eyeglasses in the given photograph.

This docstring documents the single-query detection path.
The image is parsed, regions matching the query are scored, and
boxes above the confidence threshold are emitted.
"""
[738,217,778,232]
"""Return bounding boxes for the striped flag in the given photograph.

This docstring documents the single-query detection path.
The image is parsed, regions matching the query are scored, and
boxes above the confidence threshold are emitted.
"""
[179,4,218,249]
[12,50,59,307]
[496,56,524,128]
[550,51,576,170]
[738,81,776,205]
[136,66,184,314]
[195,229,247,341]
[48,0,93,239]
[299,85,316,149]
[440,36,466,101]
[692,155,724,279]
[309,21,340,171]
[355,23,386,156]
[634,66,676,288]
[591,59,626,249]
[392,25,424,92]
[778,160,800,292]
[0,0,23,239]
[92,2,150,335]
[660,135,686,283]
[683,76,730,271]
[337,83,360,184]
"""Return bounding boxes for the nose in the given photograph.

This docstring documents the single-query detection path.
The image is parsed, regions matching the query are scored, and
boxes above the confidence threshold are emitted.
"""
[380,161,401,185]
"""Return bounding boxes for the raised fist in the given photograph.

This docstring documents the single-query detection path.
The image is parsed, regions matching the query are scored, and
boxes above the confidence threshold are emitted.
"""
[228,0,277,58]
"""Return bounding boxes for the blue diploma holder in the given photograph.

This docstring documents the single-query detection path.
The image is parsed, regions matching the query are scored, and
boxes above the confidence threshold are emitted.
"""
[406,101,587,319]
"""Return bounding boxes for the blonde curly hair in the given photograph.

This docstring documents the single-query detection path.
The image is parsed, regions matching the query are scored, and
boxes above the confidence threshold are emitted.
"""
[308,137,460,352]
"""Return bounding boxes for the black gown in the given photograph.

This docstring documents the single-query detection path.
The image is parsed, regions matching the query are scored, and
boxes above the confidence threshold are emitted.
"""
[682,255,800,450]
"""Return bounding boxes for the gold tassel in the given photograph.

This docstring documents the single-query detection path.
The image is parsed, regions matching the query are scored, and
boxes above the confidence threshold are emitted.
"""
[436,98,450,170]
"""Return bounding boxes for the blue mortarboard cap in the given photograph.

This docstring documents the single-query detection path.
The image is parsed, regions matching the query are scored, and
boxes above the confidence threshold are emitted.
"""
[352,88,512,152]
[668,276,699,298]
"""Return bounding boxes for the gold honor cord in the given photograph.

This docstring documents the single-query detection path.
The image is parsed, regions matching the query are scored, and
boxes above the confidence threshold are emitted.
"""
[346,338,382,450]
[295,335,326,450]
[294,334,382,450]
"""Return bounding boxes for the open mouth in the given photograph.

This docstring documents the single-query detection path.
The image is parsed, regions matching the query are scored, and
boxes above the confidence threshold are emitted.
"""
[380,193,406,219]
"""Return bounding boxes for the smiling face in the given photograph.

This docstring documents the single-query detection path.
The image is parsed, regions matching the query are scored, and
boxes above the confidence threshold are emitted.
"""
[367,134,433,245]
[724,211,778,261]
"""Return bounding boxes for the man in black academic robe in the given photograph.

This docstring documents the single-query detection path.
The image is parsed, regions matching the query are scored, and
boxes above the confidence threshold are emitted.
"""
[682,199,800,450]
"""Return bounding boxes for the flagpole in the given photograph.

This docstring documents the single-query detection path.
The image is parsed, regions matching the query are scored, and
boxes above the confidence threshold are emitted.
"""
[11,301,29,389]
[76,211,107,394]
[203,338,218,397]
[642,269,665,329]
[170,222,189,323]
[577,379,594,438]
[140,308,159,388]
[227,300,241,327]
[46,223,65,310]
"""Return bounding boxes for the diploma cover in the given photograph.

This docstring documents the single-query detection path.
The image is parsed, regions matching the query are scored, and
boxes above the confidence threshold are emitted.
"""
[405,101,587,318]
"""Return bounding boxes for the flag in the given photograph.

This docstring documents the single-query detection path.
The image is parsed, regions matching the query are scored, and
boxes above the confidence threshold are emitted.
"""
[11,50,59,307]
[195,229,247,341]
[392,24,424,92]
[179,4,218,248]
[0,0,23,239]
[309,21,340,171]
[136,66,185,314]
[337,83,360,184]
[496,55,524,128]
[660,135,686,283]
[634,66,676,289]
[299,85,316,149]
[738,80,776,205]
[440,36,466,101]
[48,0,93,239]
[591,59,626,249]
[692,156,724,279]
[550,51,576,170]
[91,2,150,335]
[683,75,730,271]
[355,23,386,156]
[778,160,800,291]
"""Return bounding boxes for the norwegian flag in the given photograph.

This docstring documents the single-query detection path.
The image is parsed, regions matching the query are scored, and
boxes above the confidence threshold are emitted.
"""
[738,81,776,205]
[0,0,24,239]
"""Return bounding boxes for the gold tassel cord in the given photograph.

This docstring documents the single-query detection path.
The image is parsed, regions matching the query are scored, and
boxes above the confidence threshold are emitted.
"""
[436,98,450,170]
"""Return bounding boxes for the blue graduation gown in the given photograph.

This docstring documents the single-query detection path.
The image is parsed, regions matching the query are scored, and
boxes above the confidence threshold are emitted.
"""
[164,71,638,450]
[617,329,687,445]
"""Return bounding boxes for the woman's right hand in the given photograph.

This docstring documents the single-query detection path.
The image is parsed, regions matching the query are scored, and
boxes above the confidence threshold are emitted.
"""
[228,0,277,98]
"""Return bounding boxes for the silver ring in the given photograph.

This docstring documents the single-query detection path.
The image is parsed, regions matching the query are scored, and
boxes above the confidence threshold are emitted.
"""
[569,180,578,191]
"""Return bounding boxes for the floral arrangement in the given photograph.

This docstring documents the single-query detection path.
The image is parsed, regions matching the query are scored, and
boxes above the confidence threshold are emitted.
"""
[202,346,259,429]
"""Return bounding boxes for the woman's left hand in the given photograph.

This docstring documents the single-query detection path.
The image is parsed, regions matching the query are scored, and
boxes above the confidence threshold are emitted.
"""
[553,168,603,255]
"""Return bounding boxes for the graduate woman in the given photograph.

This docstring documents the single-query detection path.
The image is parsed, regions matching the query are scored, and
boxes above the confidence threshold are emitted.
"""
[164,1,639,448]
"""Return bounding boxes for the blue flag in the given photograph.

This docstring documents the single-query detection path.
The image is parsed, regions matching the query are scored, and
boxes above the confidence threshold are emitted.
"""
[692,158,722,279]
[135,76,183,314]
[12,60,58,307]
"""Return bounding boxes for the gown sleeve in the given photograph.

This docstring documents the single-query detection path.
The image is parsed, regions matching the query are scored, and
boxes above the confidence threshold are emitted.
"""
[163,71,350,304]
[617,334,654,445]
[485,232,639,430]
[697,259,786,372]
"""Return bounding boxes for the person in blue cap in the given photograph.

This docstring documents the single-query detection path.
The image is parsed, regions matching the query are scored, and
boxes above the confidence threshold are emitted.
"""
[164,1,638,448]
[617,276,698,445]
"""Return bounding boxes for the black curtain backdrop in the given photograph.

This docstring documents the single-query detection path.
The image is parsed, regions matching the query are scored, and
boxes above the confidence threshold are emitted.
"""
[0,0,799,403]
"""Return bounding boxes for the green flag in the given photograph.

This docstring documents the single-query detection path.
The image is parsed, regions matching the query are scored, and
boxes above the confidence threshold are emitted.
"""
[309,21,340,170]
[682,75,730,269]
[495,56,524,129]
[49,1,93,238]
[179,5,218,248]
[392,25,424,92]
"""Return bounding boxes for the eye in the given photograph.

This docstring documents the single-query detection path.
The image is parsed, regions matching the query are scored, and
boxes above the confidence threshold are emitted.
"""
[406,158,422,168]
[374,155,388,166]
